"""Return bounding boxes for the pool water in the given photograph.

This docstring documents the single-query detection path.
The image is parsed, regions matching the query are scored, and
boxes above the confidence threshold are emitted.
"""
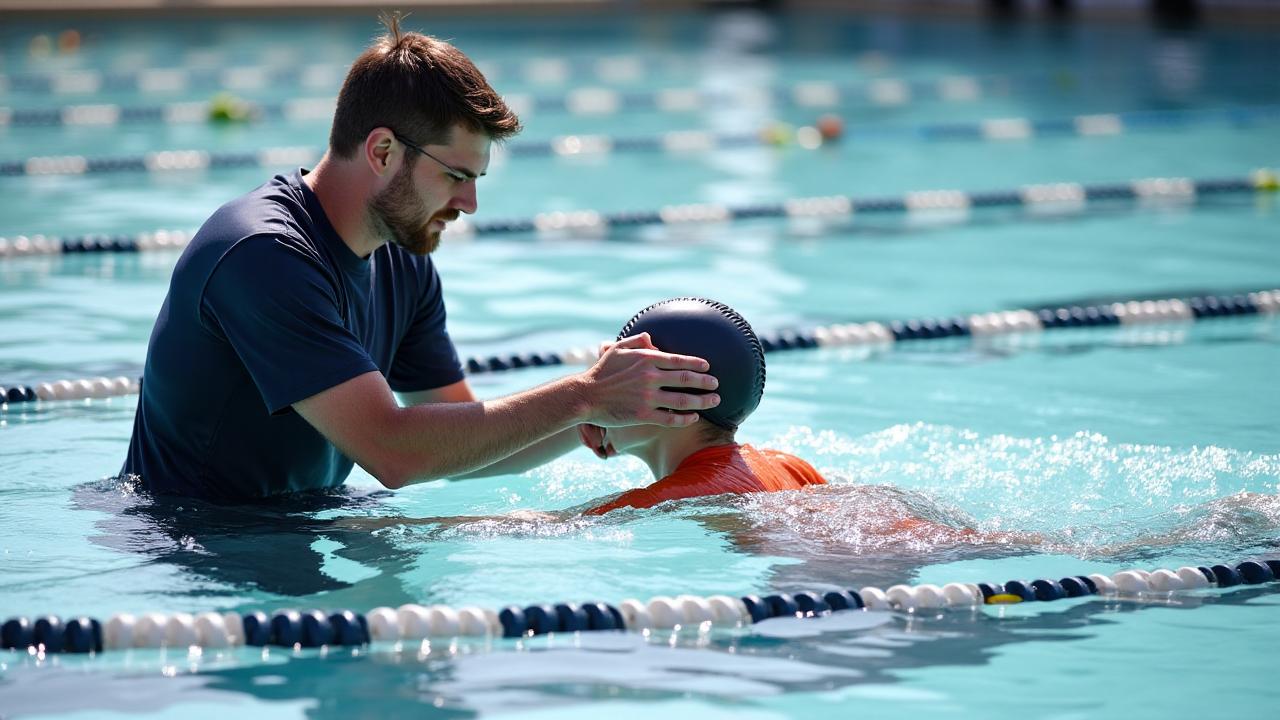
[1,9,1279,719]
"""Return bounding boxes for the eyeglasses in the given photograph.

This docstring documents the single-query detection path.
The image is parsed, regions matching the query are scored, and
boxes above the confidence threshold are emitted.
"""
[392,132,476,184]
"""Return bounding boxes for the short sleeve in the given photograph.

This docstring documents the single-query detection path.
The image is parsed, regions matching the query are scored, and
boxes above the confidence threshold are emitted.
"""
[387,258,464,392]
[202,235,379,414]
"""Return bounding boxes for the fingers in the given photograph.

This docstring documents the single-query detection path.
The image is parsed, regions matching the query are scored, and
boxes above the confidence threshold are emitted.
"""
[651,389,720,413]
[583,333,723,428]
[599,349,716,387]
[597,335,711,375]
[656,367,719,391]
[645,349,711,374]
[639,409,702,428]
[610,333,656,351]
[609,335,708,372]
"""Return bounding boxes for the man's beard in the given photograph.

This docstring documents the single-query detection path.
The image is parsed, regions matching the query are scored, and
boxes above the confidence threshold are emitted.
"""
[368,164,458,256]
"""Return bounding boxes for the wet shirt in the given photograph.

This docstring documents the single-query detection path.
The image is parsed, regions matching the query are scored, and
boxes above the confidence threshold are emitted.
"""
[122,169,464,501]
[583,444,827,515]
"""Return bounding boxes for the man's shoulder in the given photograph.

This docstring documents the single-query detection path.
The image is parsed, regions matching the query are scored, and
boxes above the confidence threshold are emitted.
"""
[201,173,311,247]
[175,174,327,287]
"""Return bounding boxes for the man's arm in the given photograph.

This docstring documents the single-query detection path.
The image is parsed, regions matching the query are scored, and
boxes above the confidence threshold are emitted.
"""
[400,380,589,478]
[295,333,718,490]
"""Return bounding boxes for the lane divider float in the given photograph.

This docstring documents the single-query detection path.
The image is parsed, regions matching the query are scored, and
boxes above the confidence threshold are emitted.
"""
[1,171,1275,258]
[3,289,1275,408]
[0,54,716,97]
[3,559,1275,654]
[6,104,1279,178]
[0,71,1024,124]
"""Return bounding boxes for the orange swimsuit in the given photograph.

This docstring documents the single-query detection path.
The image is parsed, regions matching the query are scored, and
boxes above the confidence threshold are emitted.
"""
[583,443,827,515]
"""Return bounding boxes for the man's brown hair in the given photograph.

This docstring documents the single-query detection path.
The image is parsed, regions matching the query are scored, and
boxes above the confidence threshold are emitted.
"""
[329,13,521,158]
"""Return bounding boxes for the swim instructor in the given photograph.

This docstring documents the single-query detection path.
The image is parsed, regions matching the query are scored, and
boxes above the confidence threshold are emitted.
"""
[120,18,719,501]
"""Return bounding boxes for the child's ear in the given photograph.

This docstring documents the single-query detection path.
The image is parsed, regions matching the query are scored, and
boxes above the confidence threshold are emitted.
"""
[577,424,609,459]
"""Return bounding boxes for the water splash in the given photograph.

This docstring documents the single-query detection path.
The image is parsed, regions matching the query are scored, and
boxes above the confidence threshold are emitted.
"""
[768,425,1277,516]
[757,424,1280,558]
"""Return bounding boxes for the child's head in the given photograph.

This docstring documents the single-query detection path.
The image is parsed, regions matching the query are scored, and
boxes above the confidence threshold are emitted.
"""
[604,298,766,455]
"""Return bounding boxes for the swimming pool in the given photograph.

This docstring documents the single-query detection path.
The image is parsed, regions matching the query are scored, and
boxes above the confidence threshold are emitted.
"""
[1,8,1278,718]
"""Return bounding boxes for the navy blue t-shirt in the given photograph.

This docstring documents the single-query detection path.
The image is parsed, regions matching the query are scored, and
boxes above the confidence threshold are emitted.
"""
[122,169,464,501]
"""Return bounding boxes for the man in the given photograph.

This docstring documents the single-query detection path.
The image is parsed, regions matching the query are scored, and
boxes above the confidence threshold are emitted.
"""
[121,19,719,501]
[577,298,827,515]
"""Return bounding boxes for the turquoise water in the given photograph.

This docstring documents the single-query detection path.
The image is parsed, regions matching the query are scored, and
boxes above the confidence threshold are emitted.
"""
[2,9,1279,719]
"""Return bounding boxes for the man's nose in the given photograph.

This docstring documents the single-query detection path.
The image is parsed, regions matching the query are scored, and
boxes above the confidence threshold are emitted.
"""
[452,182,478,215]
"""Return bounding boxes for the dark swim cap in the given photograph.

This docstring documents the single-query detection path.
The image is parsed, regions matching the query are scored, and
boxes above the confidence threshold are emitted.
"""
[617,298,766,431]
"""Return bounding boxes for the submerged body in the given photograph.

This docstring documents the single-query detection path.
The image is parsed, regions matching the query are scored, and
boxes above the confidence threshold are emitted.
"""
[584,443,827,515]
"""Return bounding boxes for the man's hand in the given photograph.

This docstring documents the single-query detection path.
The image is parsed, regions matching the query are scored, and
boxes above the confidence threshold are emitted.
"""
[575,333,719,428]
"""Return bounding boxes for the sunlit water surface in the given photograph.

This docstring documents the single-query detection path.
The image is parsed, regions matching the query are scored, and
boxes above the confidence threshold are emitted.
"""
[1,9,1279,720]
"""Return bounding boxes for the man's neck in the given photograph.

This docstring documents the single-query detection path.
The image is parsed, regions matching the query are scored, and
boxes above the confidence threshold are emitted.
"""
[635,428,736,479]
[304,156,381,259]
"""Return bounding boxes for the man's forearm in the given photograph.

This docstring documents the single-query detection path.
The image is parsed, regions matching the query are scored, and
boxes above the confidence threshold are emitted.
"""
[450,426,582,479]
[298,371,589,490]
[386,375,588,487]
[297,333,721,492]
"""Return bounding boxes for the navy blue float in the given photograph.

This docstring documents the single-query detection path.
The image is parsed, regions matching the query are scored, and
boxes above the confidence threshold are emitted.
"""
[763,594,799,618]
[976,583,1004,600]
[64,618,101,653]
[1210,565,1243,588]
[2,617,33,649]
[270,610,303,647]
[554,603,590,633]
[793,592,830,617]
[582,603,619,631]
[1236,561,1274,584]
[328,611,366,646]
[823,591,861,611]
[523,605,559,635]
[1030,580,1066,601]
[300,611,333,648]
[498,607,528,638]
[740,595,770,623]
[1058,578,1093,597]
[242,611,271,646]
[1003,581,1036,602]
[33,616,64,653]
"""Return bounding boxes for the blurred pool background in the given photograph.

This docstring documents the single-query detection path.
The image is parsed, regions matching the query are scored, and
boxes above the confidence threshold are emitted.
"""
[1,1,1278,718]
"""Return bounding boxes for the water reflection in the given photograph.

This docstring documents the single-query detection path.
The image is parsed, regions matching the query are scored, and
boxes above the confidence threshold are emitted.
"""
[73,477,422,607]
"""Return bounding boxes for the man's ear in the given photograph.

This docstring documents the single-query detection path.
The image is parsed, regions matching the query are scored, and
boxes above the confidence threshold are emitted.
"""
[364,127,398,177]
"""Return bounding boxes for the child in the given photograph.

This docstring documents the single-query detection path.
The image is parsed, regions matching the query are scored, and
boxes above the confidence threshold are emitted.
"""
[578,298,826,515]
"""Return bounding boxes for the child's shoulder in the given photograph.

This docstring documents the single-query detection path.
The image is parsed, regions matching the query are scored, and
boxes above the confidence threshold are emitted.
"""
[750,446,828,485]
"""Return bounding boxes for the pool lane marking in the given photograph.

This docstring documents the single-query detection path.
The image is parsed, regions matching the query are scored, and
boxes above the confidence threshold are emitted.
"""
[1,560,1275,654]
[3,288,1276,407]
[0,170,1275,257]
[0,54,712,96]
[3,105,1280,178]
